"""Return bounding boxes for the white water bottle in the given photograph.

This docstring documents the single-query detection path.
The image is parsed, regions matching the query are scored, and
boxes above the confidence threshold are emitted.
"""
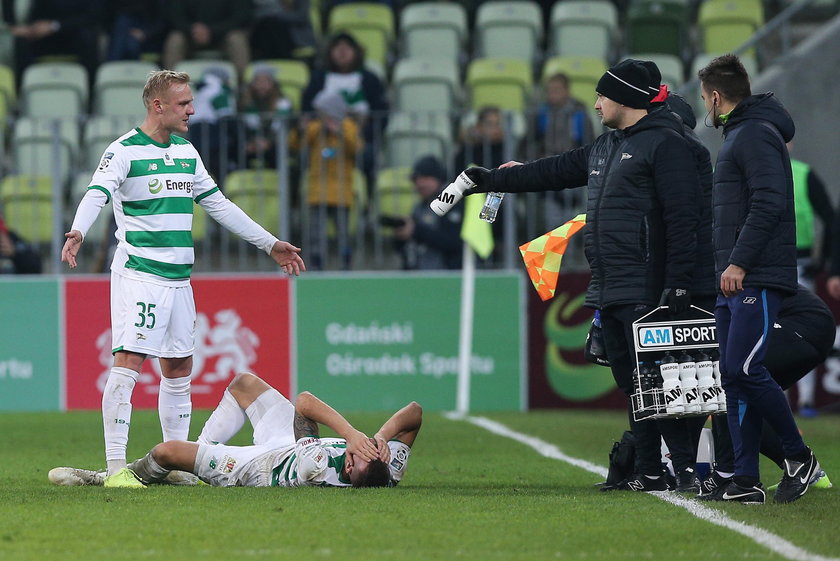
[659,351,684,414]
[678,350,700,414]
[479,192,505,223]
[695,351,717,413]
[711,349,726,411]
[430,170,476,217]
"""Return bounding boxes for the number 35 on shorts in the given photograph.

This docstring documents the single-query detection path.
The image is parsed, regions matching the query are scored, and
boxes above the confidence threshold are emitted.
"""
[134,301,157,329]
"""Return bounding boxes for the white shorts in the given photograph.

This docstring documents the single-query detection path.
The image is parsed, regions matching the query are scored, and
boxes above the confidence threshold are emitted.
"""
[194,389,297,487]
[111,272,196,358]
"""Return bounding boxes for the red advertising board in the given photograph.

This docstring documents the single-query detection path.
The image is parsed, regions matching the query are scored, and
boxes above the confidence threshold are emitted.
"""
[65,275,291,409]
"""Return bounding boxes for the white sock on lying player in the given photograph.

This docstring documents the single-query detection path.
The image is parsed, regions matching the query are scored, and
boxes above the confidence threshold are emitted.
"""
[196,389,246,445]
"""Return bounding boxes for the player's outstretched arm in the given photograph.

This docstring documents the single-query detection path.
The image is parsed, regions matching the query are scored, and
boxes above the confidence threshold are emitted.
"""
[293,391,379,462]
[61,230,83,268]
[270,240,306,276]
[375,402,423,448]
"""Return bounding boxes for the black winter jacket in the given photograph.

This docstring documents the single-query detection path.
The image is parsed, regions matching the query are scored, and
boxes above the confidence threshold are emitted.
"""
[713,93,797,295]
[483,106,701,309]
[664,94,716,297]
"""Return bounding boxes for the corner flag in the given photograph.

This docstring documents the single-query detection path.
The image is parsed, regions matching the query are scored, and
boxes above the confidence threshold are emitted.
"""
[519,214,586,301]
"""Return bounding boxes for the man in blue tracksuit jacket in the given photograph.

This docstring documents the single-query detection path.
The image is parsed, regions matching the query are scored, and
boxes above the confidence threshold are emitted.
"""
[698,54,819,504]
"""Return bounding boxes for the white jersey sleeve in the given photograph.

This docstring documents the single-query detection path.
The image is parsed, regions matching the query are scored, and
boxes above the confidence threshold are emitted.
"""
[190,154,218,201]
[88,143,130,201]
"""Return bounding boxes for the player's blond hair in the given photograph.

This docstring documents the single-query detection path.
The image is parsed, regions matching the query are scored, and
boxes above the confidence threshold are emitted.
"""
[142,70,191,110]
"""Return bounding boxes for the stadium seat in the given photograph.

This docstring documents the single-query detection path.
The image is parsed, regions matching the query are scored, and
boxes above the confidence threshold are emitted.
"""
[549,0,618,60]
[244,59,310,111]
[0,64,16,112]
[376,166,416,221]
[465,58,533,112]
[392,57,460,114]
[541,56,607,108]
[383,111,452,168]
[13,117,78,185]
[629,53,685,89]
[399,2,467,61]
[626,0,691,59]
[94,60,157,118]
[176,59,239,90]
[224,168,281,232]
[474,1,543,62]
[328,3,395,68]
[83,116,137,171]
[21,62,88,117]
[698,0,764,55]
[0,174,54,243]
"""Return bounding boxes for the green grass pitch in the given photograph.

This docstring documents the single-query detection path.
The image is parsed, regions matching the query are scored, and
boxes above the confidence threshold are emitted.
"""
[0,408,837,561]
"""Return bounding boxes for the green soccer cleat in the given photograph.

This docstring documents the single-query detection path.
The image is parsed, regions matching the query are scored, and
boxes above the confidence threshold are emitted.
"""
[104,468,146,488]
[811,470,832,489]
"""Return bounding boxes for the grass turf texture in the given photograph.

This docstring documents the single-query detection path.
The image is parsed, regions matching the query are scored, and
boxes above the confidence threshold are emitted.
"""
[0,409,837,561]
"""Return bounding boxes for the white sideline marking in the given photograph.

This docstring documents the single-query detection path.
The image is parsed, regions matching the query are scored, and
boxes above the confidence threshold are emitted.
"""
[446,412,840,561]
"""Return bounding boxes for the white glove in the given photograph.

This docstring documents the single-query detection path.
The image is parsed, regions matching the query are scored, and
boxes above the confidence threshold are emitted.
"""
[295,437,328,482]
[429,170,477,217]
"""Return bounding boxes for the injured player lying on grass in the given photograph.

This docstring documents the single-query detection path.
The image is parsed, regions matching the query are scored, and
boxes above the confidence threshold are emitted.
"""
[49,372,422,488]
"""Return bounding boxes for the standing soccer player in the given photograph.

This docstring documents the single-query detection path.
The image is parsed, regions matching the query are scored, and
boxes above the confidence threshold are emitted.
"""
[697,54,819,504]
[61,70,306,487]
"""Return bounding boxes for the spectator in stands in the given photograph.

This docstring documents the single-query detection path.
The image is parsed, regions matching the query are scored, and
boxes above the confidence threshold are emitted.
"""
[454,106,510,172]
[391,155,462,270]
[238,65,294,169]
[104,0,166,61]
[0,214,42,274]
[532,73,595,158]
[161,0,252,81]
[189,66,238,177]
[301,32,388,191]
[11,0,102,83]
[251,0,317,64]
[290,90,362,270]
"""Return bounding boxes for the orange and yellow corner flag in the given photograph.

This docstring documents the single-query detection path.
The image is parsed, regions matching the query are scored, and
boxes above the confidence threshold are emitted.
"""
[460,194,494,259]
[519,214,586,301]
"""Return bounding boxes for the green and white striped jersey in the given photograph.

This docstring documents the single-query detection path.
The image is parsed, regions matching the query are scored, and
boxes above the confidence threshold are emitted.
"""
[89,128,218,285]
[271,438,351,487]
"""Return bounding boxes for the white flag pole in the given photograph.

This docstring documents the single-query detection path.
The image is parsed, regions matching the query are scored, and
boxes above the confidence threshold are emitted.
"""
[456,242,476,414]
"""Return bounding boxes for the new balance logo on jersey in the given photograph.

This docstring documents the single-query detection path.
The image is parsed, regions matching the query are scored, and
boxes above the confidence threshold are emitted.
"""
[743,297,757,304]
[620,152,633,161]
[148,163,158,171]
[590,169,600,176]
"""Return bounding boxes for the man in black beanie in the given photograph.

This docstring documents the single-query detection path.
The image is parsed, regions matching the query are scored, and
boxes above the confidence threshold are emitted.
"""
[431,59,704,492]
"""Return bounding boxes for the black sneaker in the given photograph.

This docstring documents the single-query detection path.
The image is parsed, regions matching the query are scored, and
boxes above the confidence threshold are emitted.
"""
[609,473,668,492]
[774,448,820,504]
[700,471,733,495]
[675,467,700,493]
[699,481,765,504]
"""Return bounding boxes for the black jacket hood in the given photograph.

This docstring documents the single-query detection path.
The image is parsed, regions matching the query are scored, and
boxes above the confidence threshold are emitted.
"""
[622,105,685,137]
[724,93,795,142]
[664,93,696,129]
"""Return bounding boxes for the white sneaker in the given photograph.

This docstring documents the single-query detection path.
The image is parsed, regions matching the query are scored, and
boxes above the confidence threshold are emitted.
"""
[48,467,105,486]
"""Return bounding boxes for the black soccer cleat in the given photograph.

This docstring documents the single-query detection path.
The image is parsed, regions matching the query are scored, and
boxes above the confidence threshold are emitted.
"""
[774,448,820,504]
[674,467,701,493]
[606,473,668,492]
[699,481,765,504]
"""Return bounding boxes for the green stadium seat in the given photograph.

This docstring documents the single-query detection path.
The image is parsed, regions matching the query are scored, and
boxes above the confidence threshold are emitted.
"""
[94,60,157,118]
[176,59,239,90]
[626,0,691,59]
[21,62,88,117]
[465,57,533,112]
[244,59,310,111]
[475,1,543,62]
[541,56,607,108]
[0,174,54,243]
[224,169,281,232]
[328,3,395,68]
[392,57,460,114]
[376,166,417,221]
[629,53,685,88]
[383,111,452,168]
[0,64,16,111]
[13,117,78,185]
[399,2,467,61]
[698,0,764,55]
[83,115,137,171]
[549,0,618,60]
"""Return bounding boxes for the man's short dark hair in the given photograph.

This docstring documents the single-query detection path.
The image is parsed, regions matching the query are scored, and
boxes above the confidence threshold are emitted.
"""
[352,458,391,488]
[697,54,751,102]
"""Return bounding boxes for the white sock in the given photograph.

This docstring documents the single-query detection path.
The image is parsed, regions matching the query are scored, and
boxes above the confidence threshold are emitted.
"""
[196,389,246,445]
[103,367,139,476]
[159,376,192,442]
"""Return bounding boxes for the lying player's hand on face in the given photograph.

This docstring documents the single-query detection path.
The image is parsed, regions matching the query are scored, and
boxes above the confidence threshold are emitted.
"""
[374,433,391,464]
[345,430,378,463]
